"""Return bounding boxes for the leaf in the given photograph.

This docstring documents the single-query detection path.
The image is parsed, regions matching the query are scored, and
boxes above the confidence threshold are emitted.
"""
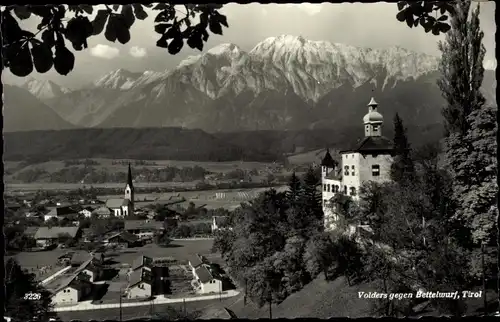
[92,10,109,35]
[9,44,33,77]
[168,37,184,55]
[436,22,451,33]
[41,29,56,48]
[54,44,75,76]
[121,5,135,28]
[396,9,407,22]
[104,15,118,42]
[30,40,53,73]
[164,26,180,39]
[80,5,93,15]
[2,11,23,44]
[209,19,223,35]
[432,26,440,36]
[405,14,414,28]
[112,5,120,11]
[13,6,31,19]
[397,1,406,11]
[133,4,148,20]
[187,35,203,51]
[115,18,131,44]
[156,34,169,49]
[438,15,448,22]
[201,30,209,42]
[30,6,51,18]
[154,23,172,35]
[413,18,419,27]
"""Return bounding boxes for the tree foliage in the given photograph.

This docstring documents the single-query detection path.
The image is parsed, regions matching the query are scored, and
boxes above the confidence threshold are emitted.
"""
[1,2,451,78]
[396,1,454,35]
[390,113,415,185]
[1,4,228,76]
[5,258,53,321]
[437,1,496,246]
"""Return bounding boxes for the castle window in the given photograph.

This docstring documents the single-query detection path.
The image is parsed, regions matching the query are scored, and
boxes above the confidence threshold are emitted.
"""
[372,165,380,176]
[373,125,379,131]
[343,186,348,194]
[335,185,339,192]
[344,165,349,176]
[350,187,357,196]
[351,165,355,176]
[327,184,331,192]
[323,184,326,191]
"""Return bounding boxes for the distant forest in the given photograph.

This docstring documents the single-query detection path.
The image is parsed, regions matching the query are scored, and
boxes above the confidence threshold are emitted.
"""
[4,124,443,163]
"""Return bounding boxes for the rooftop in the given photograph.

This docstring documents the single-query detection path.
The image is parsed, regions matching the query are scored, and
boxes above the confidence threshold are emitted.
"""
[34,226,80,239]
[340,136,394,154]
[124,220,165,231]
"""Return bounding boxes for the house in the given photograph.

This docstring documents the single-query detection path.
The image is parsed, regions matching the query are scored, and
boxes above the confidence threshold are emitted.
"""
[50,277,93,305]
[92,206,113,218]
[34,227,81,247]
[49,259,94,305]
[79,207,94,218]
[79,262,104,283]
[187,254,207,276]
[125,267,152,299]
[211,216,231,232]
[44,206,79,222]
[124,220,165,239]
[130,255,154,273]
[23,226,39,239]
[105,231,141,248]
[81,228,95,243]
[126,256,169,298]
[192,265,222,294]
[322,97,395,231]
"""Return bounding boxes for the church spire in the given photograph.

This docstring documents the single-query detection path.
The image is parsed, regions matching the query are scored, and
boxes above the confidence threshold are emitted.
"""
[127,163,133,188]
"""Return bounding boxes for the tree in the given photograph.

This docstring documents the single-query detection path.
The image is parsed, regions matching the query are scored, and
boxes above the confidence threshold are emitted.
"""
[438,1,496,246]
[1,4,228,76]
[5,258,53,321]
[299,167,323,228]
[285,171,302,206]
[390,113,415,185]
[303,231,337,280]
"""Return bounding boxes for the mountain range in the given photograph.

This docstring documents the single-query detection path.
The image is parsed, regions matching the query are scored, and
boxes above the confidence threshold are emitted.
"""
[3,35,496,133]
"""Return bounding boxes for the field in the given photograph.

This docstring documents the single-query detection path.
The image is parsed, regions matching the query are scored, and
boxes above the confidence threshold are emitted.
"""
[286,148,341,165]
[4,158,275,180]
[99,186,288,210]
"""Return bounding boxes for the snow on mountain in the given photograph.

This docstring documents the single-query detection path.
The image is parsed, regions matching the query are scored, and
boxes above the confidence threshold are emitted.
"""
[21,78,71,100]
[166,35,439,102]
[93,69,143,90]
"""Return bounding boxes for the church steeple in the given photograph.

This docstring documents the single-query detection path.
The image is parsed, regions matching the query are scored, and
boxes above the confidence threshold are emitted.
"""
[363,97,384,137]
[124,163,134,209]
[127,163,134,189]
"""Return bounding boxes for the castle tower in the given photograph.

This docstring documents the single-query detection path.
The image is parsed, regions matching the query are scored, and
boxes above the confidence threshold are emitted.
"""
[363,97,384,137]
[321,148,336,177]
[124,163,134,211]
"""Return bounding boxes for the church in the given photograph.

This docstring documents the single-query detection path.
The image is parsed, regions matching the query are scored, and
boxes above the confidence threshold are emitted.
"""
[106,164,135,217]
[321,97,394,230]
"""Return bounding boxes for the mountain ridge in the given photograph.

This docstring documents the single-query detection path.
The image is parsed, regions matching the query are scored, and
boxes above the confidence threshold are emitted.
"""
[5,35,496,133]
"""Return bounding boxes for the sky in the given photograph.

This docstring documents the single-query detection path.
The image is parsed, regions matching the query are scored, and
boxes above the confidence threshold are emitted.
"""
[2,2,496,89]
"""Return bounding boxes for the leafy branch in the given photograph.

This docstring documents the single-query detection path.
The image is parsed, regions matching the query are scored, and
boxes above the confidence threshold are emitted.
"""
[396,1,454,35]
[1,4,228,77]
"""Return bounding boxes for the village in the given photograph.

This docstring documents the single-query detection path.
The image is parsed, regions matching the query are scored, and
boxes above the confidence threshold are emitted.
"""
[5,165,239,313]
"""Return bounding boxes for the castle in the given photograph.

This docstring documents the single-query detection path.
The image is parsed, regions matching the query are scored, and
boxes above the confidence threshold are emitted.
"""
[321,97,394,230]
[105,164,135,217]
